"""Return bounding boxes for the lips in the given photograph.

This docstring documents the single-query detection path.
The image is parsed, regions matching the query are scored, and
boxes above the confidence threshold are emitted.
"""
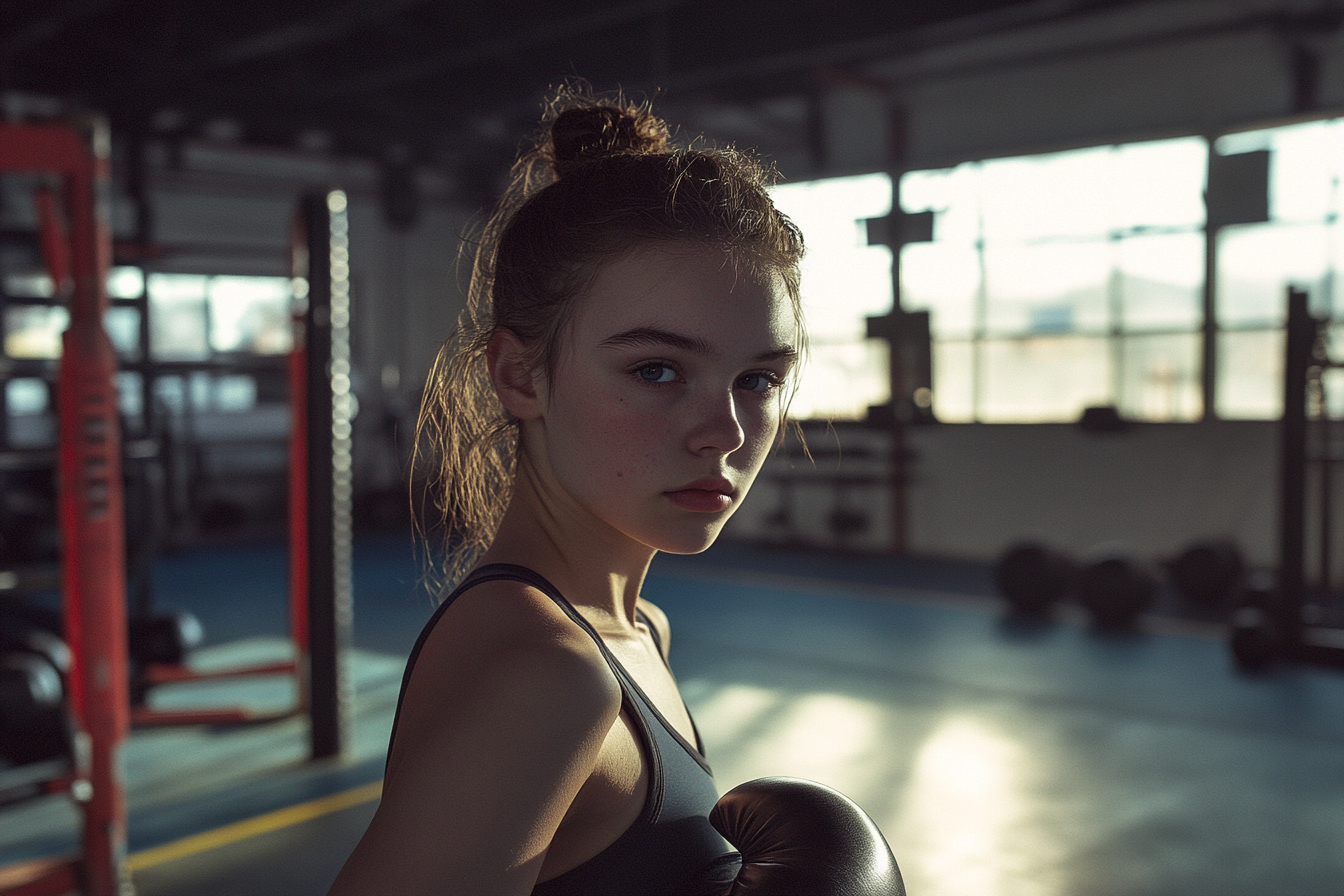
[665,477,735,513]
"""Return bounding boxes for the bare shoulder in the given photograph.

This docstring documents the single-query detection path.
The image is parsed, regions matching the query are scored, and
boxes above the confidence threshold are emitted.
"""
[635,596,672,661]
[331,579,621,895]
[393,578,622,765]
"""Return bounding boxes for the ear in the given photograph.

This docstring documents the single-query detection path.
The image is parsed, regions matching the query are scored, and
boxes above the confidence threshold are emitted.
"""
[486,328,544,420]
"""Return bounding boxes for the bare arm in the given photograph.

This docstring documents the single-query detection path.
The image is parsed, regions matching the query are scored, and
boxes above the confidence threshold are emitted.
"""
[329,583,622,896]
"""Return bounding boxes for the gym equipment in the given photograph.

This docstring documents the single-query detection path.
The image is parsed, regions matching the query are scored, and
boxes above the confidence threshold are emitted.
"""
[128,190,354,743]
[761,439,889,552]
[0,118,132,896]
[0,633,74,773]
[1168,538,1244,609]
[710,776,905,895]
[0,613,74,781]
[1229,574,1284,672]
[1247,286,1344,670]
[1076,553,1157,629]
[128,610,204,667]
[293,190,356,759]
[994,541,1075,615]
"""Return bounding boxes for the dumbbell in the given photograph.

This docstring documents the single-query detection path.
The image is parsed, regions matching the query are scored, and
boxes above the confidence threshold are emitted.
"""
[993,541,1075,616]
[1167,539,1244,609]
[1076,552,1157,629]
[0,628,75,767]
[129,610,204,667]
[1228,573,1283,672]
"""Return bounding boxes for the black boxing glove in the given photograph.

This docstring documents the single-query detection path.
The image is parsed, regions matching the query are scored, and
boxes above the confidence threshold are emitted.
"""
[709,777,905,896]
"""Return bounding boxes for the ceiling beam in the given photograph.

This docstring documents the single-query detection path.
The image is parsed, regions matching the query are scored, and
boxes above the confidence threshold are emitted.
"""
[170,0,433,78]
[313,0,689,97]
[0,0,116,61]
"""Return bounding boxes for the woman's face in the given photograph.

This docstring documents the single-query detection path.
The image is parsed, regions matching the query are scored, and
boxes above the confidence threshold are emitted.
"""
[534,243,797,555]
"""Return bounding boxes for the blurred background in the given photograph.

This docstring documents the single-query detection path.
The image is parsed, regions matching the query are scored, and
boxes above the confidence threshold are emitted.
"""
[2,0,1341,561]
[2,2,1344,895]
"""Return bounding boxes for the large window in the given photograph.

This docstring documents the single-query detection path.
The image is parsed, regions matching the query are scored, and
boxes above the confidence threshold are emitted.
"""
[147,273,293,359]
[1214,119,1344,419]
[779,120,1344,424]
[901,137,1208,422]
[1,269,292,362]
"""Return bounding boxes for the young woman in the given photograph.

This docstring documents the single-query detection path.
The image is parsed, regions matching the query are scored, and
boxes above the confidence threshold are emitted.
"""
[329,88,806,896]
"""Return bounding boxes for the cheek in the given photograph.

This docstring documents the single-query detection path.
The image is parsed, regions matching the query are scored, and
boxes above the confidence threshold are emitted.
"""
[552,381,671,481]
[737,399,781,464]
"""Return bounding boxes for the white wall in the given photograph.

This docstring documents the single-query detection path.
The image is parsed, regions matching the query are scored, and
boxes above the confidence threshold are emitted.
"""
[728,420,1281,568]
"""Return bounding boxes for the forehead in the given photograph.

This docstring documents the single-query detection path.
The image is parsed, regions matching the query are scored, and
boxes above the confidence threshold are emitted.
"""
[571,243,794,348]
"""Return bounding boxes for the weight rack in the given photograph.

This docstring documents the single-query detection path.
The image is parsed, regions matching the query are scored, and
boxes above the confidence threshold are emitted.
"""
[1270,285,1344,666]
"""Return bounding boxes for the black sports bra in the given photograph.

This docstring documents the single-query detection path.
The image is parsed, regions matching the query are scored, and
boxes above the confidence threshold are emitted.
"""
[385,564,741,896]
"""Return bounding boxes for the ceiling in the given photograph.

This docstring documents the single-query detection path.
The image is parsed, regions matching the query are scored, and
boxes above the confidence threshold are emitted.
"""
[1,0,1135,180]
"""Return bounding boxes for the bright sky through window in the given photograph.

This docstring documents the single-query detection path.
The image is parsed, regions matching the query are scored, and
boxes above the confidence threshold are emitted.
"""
[900,136,1207,422]
[769,172,894,421]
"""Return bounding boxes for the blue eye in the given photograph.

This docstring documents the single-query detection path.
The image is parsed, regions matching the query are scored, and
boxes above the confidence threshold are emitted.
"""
[738,372,779,393]
[637,364,677,384]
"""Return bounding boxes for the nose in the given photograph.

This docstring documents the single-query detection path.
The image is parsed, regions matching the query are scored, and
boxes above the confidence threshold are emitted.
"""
[688,387,746,455]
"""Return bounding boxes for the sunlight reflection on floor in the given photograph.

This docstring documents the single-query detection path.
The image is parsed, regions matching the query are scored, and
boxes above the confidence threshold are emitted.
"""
[684,680,1066,896]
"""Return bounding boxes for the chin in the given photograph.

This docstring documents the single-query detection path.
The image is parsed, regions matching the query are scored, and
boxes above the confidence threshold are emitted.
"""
[648,521,728,555]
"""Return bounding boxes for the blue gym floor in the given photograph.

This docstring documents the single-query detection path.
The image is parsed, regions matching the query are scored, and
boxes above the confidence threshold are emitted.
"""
[3,532,1343,896]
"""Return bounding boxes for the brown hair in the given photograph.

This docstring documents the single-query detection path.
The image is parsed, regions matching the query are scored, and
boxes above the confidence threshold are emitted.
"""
[414,85,806,593]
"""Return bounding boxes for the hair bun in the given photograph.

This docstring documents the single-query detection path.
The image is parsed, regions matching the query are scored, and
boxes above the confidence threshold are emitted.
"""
[549,103,670,179]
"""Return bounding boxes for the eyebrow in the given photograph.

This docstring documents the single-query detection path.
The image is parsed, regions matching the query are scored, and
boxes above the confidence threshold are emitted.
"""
[599,326,796,364]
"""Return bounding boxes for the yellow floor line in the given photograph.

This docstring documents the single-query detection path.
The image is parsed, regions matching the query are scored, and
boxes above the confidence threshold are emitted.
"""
[127,780,382,872]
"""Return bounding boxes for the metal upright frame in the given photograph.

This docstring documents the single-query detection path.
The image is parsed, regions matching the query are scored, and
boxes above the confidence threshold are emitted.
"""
[1273,286,1344,666]
[0,119,131,896]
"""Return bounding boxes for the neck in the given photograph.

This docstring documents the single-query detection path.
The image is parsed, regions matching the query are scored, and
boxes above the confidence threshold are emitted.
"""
[478,450,655,628]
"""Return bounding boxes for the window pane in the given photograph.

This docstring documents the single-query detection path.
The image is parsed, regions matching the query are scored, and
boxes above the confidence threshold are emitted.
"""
[1331,221,1344,319]
[154,375,185,415]
[148,273,209,360]
[115,371,142,420]
[901,164,981,243]
[1118,231,1203,331]
[1116,333,1201,421]
[1217,328,1283,419]
[984,241,1110,335]
[105,306,140,358]
[1267,119,1343,222]
[1218,119,1344,222]
[6,377,49,414]
[1112,137,1207,230]
[214,374,259,411]
[4,305,68,358]
[3,306,143,359]
[979,336,1110,422]
[770,173,895,420]
[901,242,979,337]
[1323,366,1344,420]
[791,340,889,422]
[932,339,974,422]
[108,266,145,299]
[981,147,1112,241]
[1218,223,1331,327]
[208,275,293,354]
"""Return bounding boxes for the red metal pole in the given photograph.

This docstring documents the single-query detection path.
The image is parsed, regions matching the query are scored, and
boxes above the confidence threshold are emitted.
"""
[54,122,132,896]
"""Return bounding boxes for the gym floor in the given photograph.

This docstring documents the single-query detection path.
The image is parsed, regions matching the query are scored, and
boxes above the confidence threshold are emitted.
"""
[2,533,1343,896]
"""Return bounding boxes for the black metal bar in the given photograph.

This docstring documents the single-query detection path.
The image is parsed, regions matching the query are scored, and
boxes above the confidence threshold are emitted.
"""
[1280,286,1313,642]
[1318,376,1331,594]
[1200,209,1218,420]
[300,190,353,760]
